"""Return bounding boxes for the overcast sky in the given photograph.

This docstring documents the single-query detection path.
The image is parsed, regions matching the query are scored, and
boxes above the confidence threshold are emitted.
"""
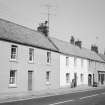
[0,0,105,53]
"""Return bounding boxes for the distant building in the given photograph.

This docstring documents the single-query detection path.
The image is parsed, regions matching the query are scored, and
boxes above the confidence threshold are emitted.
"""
[98,54,105,85]
[50,37,105,87]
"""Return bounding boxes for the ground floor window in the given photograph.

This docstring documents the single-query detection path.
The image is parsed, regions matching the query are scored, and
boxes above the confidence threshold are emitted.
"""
[66,73,70,83]
[46,71,51,83]
[80,73,84,82]
[98,72,105,85]
[9,70,17,86]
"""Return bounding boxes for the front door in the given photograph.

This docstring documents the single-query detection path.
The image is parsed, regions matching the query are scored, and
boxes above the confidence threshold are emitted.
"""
[88,74,92,86]
[28,71,33,91]
[74,73,77,87]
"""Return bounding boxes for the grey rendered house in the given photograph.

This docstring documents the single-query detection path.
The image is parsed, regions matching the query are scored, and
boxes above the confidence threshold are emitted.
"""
[0,18,60,94]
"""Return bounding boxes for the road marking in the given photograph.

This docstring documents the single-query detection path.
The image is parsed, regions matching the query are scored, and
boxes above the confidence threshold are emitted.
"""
[49,99,75,105]
[101,92,105,95]
[49,93,100,105]
[80,94,99,100]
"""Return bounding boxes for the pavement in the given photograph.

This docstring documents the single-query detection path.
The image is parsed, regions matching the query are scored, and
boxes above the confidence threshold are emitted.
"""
[0,85,105,103]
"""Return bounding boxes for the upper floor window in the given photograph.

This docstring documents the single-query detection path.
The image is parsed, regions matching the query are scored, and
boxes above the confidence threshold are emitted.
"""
[11,45,18,60]
[66,56,69,66]
[47,52,51,63]
[81,59,84,67]
[80,73,84,82]
[29,48,34,62]
[46,71,51,82]
[9,70,17,86]
[74,57,77,66]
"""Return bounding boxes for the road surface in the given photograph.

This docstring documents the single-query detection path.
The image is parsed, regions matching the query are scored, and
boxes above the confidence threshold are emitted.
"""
[0,88,105,105]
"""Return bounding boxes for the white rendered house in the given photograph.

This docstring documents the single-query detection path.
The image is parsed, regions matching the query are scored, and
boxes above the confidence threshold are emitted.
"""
[50,37,104,87]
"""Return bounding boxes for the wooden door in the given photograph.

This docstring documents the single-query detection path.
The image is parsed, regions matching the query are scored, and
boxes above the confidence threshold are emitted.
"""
[28,71,33,91]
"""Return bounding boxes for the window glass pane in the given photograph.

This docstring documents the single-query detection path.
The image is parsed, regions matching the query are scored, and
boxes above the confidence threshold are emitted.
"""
[47,52,51,63]
[9,70,16,85]
[11,45,17,59]
[46,71,50,82]
[29,48,34,61]
[66,73,70,83]
[80,73,84,82]
[66,57,69,66]
[74,57,77,66]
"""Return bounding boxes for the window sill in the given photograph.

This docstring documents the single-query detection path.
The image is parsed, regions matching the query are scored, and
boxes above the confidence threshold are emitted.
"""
[10,59,18,63]
[28,61,34,64]
[8,84,17,88]
[46,82,51,85]
[46,62,51,65]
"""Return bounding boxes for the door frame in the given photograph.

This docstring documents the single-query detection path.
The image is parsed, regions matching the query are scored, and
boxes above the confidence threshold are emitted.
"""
[28,71,33,91]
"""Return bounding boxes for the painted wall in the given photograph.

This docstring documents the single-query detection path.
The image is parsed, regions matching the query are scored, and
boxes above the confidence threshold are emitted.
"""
[88,60,105,85]
[60,54,88,87]
[0,40,60,94]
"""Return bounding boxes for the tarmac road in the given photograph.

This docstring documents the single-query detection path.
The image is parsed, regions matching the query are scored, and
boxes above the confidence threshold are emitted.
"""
[0,88,105,105]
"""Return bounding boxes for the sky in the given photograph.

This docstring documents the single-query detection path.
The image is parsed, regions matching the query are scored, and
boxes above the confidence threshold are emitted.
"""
[0,0,105,53]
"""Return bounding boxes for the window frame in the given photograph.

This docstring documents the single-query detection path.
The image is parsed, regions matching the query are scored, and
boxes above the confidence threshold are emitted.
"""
[11,45,18,60]
[81,59,84,68]
[74,57,77,66]
[66,56,69,66]
[47,51,51,64]
[80,73,84,82]
[9,70,17,87]
[66,73,70,83]
[29,48,34,63]
[46,71,51,84]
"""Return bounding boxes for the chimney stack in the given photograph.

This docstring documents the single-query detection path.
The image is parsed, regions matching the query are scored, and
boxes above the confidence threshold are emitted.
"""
[70,36,75,45]
[75,40,82,48]
[91,44,98,53]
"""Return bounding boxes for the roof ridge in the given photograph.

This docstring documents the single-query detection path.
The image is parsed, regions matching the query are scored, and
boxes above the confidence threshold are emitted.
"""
[0,18,58,52]
[0,18,39,33]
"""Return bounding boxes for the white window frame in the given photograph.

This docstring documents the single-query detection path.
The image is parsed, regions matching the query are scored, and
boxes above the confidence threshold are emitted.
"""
[9,70,17,87]
[74,57,77,66]
[47,52,51,64]
[29,48,34,63]
[81,59,84,68]
[66,73,70,83]
[66,56,69,66]
[11,45,18,60]
[80,73,84,82]
[46,71,51,84]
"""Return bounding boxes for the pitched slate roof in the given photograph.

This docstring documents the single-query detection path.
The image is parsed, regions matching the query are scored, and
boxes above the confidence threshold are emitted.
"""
[0,18,58,52]
[51,37,104,62]
[98,54,105,61]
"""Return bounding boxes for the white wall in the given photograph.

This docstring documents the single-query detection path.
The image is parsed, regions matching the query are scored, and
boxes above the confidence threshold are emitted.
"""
[60,54,88,87]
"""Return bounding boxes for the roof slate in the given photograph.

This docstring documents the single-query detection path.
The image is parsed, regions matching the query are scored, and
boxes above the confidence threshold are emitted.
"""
[0,18,58,52]
[98,54,105,61]
[51,37,104,62]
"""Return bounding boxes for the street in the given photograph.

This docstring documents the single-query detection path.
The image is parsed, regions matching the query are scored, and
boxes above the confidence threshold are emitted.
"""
[0,88,105,105]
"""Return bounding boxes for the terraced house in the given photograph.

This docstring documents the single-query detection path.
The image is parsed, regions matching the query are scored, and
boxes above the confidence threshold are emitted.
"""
[0,18,60,94]
[98,54,105,85]
[50,37,105,87]
[0,18,105,95]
